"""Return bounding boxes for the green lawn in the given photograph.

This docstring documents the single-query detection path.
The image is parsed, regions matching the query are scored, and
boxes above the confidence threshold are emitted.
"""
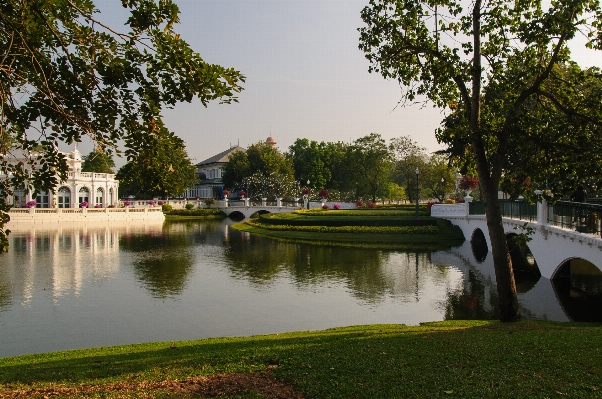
[1,321,601,398]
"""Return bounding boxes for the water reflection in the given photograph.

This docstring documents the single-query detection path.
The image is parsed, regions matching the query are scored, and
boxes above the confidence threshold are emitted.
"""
[0,219,599,358]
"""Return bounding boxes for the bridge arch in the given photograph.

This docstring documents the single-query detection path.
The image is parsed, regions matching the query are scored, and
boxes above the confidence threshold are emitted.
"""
[227,211,246,221]
[470,228,488,262]
[551,257,602,322]
[250,210,271,218]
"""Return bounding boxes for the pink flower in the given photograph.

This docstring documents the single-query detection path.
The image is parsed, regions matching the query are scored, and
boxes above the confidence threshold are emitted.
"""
[333,203,341,210]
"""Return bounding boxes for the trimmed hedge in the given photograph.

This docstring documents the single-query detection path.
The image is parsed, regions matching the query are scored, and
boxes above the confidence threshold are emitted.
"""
[292,209,429,217]
[245,219,440,234]
[167,208,225,217]
[259,213,438,227]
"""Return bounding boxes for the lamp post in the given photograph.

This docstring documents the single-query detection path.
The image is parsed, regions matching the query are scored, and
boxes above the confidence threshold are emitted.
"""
[415,167,420,219]
[306,180,310,209]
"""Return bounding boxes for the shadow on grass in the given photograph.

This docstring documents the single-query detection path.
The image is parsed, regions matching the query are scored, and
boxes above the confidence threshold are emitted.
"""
[2,321,602,398]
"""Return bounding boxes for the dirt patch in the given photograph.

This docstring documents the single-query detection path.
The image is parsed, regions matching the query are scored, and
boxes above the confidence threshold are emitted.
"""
[0,370,305,398]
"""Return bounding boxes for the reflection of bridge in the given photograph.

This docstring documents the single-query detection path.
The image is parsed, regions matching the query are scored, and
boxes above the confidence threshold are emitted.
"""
[432,199,602,279]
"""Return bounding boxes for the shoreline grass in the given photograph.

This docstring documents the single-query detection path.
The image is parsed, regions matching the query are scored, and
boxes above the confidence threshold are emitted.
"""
[1,321,601,398]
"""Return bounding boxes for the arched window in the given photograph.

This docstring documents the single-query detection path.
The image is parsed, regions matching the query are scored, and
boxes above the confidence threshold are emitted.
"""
[78,187,89,205]
[57,186,71,208]
[95,187,104,207]
[36,191,49,208]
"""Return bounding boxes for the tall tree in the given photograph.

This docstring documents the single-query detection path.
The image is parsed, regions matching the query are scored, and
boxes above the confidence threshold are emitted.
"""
[82,149,116,174]
[359,0,602,321]
[0,0,244,250]
[390,135,428,203]
[351,133,393,202]
[287,138,331,189]
[116,132,197,199]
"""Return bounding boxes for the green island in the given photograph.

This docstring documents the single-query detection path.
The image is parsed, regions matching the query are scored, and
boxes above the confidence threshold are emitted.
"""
[232,206,465,251]
[1,321,601,398]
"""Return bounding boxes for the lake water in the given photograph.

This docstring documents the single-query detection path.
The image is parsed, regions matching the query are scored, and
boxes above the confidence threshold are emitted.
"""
[0,218,591,358]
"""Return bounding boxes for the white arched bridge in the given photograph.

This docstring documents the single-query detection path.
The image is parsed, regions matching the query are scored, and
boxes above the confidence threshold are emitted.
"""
[431,199,602,280]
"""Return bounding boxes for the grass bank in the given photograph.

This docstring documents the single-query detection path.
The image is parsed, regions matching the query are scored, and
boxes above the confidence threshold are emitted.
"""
[232,208,464,251]
[1,321,601,398]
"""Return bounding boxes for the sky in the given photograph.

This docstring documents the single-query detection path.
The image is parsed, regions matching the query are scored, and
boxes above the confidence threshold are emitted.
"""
[86,0,601,166]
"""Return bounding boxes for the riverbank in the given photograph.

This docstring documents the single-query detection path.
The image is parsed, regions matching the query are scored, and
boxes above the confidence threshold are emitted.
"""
[1,320,601,398]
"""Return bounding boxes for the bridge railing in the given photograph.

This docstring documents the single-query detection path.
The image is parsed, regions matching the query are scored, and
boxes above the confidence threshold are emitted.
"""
[499,199,537,221]
[468,200,537,221]
[548,200,602,235]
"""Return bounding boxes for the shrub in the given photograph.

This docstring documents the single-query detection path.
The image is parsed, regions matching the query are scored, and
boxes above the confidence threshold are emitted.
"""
[367,202,377,209]
[24,200,37,208]
[108,205,115,208]
[204,197,216,206]
[94,204,102,208]
[426,201,441,215]
[162,204,173,212]
[158,200,165,205]
[148,200,156,206]
[356,200,365,208]
[459,175,478,191]
[185,203,195,210]
[319,189,329,198]
[123,200,131,206]
[302,189,309,195]
[223,189,230,196]
[80,201,89,208]
[239,191,247,197]
[333,203,341,210]
[322,204,330,210]
[444,198,456,204]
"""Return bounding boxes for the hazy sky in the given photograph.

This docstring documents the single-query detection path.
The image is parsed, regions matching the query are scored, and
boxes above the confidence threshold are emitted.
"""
[88,0,600,165]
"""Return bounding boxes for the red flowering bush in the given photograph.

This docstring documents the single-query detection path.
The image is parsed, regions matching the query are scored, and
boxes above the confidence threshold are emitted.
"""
[426,201,441,215]
[459,175,478,191]
[319,189,329,198]
[333,203,341,210]
[355,200,365,208]
[239,191,247,197]
[223,189,230,196]
[367,202,377,209]
[322,204,330,210]
[302,189,309,195]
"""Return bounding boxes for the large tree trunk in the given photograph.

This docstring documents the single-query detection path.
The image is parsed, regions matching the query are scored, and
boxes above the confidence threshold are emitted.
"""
[482,180,521,322]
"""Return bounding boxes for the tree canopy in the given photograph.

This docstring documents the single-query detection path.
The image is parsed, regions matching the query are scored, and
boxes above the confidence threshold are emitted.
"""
[116,132,197,199]
[359,0,602,321]
[222,141,295,200]
[82,149,116,174]
[0,0,244,248]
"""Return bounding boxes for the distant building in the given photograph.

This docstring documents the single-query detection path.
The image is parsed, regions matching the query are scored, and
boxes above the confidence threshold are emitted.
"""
[184,145,243,199]
[7,147,119,208]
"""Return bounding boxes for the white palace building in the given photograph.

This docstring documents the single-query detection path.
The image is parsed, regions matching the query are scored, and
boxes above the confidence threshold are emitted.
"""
[9,147,119,209]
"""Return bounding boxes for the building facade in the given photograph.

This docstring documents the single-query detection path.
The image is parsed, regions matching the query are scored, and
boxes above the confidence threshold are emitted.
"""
[10,147,119,208]
[185,145,243,199]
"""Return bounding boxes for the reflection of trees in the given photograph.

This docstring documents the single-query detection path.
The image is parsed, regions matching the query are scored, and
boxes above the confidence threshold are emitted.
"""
[224,229,456,305]
[120,226,194,299]
[444,269,499,320]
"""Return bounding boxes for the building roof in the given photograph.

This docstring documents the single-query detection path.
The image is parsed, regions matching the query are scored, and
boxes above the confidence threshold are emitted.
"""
[196,146,243,167]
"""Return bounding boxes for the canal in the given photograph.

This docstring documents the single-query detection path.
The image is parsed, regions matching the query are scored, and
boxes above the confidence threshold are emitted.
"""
[0,218,595,358]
